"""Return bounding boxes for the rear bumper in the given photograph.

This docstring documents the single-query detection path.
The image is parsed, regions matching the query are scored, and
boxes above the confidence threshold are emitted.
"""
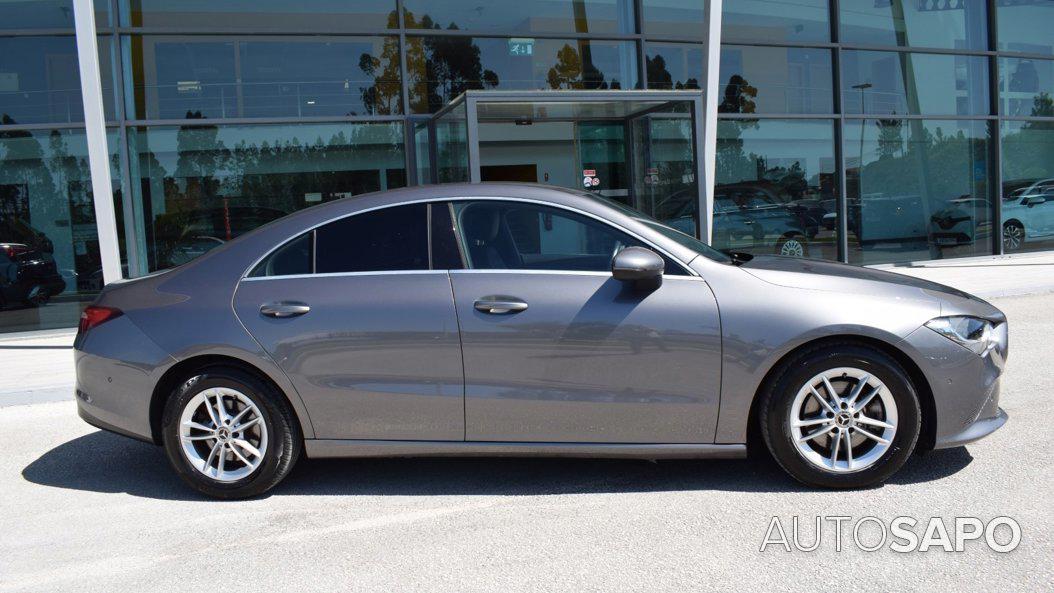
[934,407,1008,449]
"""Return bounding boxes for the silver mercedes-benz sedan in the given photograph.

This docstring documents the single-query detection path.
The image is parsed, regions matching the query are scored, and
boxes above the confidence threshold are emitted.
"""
[74,183,1008,498]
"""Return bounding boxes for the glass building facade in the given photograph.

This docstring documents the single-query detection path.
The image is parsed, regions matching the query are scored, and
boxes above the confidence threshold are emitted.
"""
[0,0,1053,333]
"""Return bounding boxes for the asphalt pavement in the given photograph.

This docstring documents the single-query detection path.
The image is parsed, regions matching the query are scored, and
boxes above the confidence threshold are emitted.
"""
[0,293,1051,592]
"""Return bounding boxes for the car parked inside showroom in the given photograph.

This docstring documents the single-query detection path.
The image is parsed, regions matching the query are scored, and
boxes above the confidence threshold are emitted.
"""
[1001,179,1054,251]
[74,183,1008,498]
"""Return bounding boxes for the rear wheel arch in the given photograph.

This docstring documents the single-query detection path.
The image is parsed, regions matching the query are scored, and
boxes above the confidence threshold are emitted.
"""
[745,335,936,456]
[150,354,309,445]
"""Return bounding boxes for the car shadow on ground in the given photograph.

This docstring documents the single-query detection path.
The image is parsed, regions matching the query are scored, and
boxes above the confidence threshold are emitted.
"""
[21,429,974,502]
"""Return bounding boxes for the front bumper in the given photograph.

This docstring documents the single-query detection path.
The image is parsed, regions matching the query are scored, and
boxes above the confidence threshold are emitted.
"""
[901,319,1008,449]
[935,407,1008,449]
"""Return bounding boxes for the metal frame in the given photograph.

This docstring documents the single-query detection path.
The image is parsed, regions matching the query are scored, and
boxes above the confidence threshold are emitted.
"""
[3,0,1053,290]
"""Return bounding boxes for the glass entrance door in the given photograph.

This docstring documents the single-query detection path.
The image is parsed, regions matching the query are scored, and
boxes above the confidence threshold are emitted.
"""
[425,90,707,238]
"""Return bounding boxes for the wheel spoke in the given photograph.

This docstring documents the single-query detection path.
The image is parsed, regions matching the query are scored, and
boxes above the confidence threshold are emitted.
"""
[212,391,231,424]
[843,430,854,470]
[792,416,831,428]
[855,415,894,430]
[232,417,261,434]
[809,387,837,415]
[853,386,880,413]
[855,426,890,445]
[217,446,226,475]
[183,421,214,433]
[204,442,221,474]
[232,439,263,459]
[202,395,221,427]
[820,376,841,404]
[798,425,835,443]
[829,430,842,467]
[846,374,871,404]
[229,443,253,466]
[229,406,252,427]
[183,434,216,442]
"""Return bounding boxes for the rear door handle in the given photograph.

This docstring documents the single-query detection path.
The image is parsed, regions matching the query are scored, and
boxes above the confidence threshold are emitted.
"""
[474,297,528,315]
[260,302,311,318]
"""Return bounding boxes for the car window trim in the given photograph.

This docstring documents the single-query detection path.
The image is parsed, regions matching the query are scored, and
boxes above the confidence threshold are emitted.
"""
[239,196,700,281]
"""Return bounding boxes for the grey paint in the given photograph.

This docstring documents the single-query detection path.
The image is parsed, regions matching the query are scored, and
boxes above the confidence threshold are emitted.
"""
[74,183,1007,459]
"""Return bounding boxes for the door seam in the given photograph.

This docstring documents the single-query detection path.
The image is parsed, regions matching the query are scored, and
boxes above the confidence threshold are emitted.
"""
[446,271,469,441]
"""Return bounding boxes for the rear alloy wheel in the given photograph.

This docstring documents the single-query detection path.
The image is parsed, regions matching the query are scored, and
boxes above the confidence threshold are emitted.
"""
[1003,221,1024,252]
[162,368,301,499]
[25,285,49,306]
[760,343,920,488]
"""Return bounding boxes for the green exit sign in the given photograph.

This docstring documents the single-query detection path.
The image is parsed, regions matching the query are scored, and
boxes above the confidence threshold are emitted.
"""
[508,38,534,57]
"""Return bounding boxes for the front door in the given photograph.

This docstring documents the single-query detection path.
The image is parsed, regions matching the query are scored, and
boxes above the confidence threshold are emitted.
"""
[446,199,722,443]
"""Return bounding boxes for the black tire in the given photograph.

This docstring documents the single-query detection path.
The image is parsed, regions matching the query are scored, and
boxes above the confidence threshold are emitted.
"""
[759,342,921,489]
[161,367,301,499]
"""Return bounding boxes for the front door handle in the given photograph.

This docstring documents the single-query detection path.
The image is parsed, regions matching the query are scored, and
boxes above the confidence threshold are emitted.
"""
[474,296,528,315]
[260,302,311,318]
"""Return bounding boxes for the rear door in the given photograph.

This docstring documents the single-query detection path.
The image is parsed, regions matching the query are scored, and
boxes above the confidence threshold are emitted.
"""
[233,203,465,440]
[446,200,722,443]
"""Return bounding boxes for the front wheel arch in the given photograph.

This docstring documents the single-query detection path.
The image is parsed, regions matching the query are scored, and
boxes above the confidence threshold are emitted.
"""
[745,335,937,458]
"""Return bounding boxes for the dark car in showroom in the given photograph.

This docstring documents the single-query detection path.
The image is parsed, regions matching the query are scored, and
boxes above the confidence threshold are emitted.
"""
[0,242,66,307]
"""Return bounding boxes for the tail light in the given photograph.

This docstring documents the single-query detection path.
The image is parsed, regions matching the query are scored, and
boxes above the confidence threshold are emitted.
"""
[78,306,123,335]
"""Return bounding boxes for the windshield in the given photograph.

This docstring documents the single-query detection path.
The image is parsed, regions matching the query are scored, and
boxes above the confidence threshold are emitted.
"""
[592,194,732,264]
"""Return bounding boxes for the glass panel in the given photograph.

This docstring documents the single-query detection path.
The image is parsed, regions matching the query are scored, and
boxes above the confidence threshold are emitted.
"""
[0,0,110,29]
[714,119,838,260]
[0,128,121,333]
[435,102,468,182]
[841,50,989,116]
[839,0,988,50]
[249,232,312,277]
[630,104,699,235]
[315,203,428,273]
[121,0,396,31]
[452,200,644,271]
[406,37,638,113]
[125,36,401,120]
[1001,120,1054,254]
[645,42,703,90]
[128,122,406,272]
[722,0,830,43]
[404,0,635,34]
[720,45,833,114]
[845,119,993,265]
[641,0,705,39]
[0,36,116,125]
[413,121,433,184]
[997,0,1054,56]
[1000,57,1054,117]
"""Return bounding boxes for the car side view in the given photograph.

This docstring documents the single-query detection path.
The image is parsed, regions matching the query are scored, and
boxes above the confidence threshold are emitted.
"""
[73,183,1008,499]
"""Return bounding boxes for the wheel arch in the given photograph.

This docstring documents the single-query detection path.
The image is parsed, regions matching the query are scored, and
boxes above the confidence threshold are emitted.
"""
[149,354,308,446]
[745,334,937,455]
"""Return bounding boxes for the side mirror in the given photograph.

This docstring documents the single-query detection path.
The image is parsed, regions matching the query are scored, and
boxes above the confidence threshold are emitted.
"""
[612,246,664,290]
[1025,196,1047,207]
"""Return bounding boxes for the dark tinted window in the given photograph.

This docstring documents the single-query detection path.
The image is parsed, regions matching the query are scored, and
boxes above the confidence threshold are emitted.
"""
[452,201,685,274]
[315,203,428,273]
[841,51,989,116]
[403,0,635,34]
[840,0,988,50]
[121,0,395,31]
[250,232,313,277]
[430,203,464,269]
[722,0,830,43]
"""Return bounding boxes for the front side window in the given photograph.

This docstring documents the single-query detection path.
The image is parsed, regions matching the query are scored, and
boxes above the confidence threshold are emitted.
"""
[452,201,685,274]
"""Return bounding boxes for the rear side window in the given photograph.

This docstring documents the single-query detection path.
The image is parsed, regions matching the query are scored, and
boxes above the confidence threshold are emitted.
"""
[315,203,428,273]
[249,232,313,277]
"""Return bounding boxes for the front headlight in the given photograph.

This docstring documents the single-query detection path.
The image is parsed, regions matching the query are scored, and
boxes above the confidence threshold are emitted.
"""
[925,316,995,356]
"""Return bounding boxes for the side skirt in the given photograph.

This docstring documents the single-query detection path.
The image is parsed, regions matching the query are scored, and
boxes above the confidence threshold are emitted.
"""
[304,440,747,460]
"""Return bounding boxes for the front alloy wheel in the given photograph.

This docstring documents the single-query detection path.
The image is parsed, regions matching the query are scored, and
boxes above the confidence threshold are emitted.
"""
[760,343,920,489]
[1003,222,1024,252]
[789,368,897,473]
